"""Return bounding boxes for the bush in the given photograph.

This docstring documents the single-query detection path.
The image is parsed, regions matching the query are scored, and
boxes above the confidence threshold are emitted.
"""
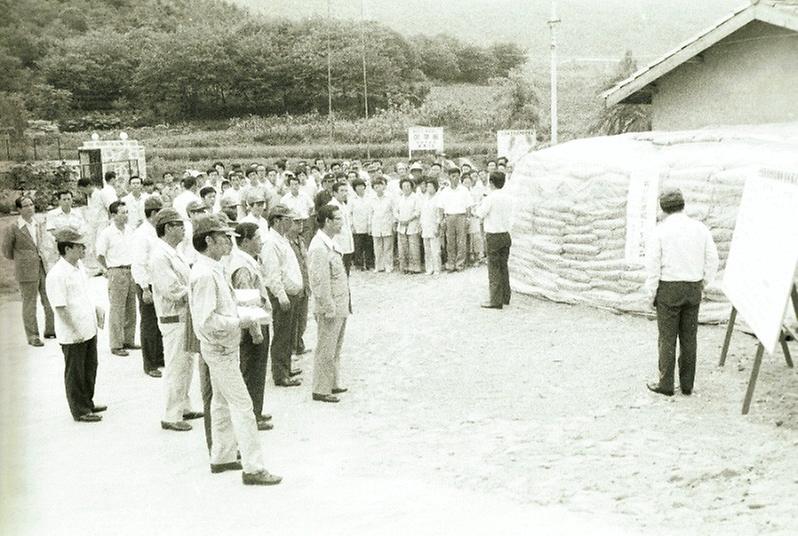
[59,111,148,132]
[0,162,74,211]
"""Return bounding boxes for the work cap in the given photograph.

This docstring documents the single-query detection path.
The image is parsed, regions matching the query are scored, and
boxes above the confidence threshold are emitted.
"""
[268,203,292,219]
[53,226,87,244]
[192,214,238,237]
[154,208,183,227]
[245,189,266,204]
[144,196,163,211]
[186,200,206,214]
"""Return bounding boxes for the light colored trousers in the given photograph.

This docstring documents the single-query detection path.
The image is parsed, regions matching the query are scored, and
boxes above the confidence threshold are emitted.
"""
[19,268,54,339]
[312,315,347,395]
[423,237,442,274]
[397,233,422,273]
[159,322,195,423]
[107,267,137,349]
[202,343,265,474]
[444,214,468,271]
[372,235,394,273]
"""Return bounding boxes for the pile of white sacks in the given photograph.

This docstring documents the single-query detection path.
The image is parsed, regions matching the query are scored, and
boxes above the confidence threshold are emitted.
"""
[505,123,798,324]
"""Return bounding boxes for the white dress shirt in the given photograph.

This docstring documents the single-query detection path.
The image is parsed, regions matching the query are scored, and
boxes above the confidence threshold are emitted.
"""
[46,258,97,344]
[122,192,148,230]
[280,191,314,219]
[95,223,133,267]
[100,184,118,211]
[130,220,158,289]
[644,212,720,303]
[476,188,514,233]
[173,190,201,220]
[329,198,354,254]
[261,228,303,302]
[46,207,86,233]
[370,195,395,237]
[439,184,473,215]
[349,193,372,234]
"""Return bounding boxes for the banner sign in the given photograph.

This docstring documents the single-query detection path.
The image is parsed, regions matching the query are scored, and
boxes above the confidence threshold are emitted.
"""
[624,169,660,264]
[496,130,536,164]
[408,127,444,153]
[723,167,798,354]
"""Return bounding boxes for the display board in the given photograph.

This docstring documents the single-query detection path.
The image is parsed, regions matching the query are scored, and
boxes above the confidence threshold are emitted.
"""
[722,167,798,354]
[624,168,660,263]
[408,127,444,156]
[496,130,536,164]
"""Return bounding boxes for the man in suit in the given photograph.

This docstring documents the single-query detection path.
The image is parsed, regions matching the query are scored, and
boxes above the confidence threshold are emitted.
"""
[308,204,350,403]
[2,195,55,346]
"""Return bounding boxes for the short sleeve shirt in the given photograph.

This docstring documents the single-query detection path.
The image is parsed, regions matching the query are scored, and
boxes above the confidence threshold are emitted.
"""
[46,258,97,344]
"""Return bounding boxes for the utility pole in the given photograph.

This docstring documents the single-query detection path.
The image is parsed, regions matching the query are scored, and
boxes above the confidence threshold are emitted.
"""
[548,0,561,145]
[361,0,370,158]
[327,0,334,152]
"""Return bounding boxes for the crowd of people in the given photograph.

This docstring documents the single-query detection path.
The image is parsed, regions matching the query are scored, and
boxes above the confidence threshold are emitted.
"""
[2,155,516,487]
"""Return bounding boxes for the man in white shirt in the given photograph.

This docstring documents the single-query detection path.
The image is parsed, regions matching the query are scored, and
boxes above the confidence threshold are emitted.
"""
[644,188,719,397]
[46,227,106,422]
[261,204,304,387]
[280,175,314,243]
[131,196,165,377]
[439,167,473,272]
[100,171,120,213]
[329,181,354,275]
[349,178,373,270]
[96,200,138,356]
[476,172,514,310]
[172,175,202,220]
[121,175,149,230]
[241,189,269,238]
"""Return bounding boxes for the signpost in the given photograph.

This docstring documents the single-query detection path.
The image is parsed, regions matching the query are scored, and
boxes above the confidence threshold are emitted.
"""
[496,130,537,165]
[718,166,798,414]
[408,127,444,159]
[624,169,660,264]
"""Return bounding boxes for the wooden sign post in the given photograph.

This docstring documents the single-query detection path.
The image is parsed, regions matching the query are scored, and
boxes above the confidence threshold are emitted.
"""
[718,166,798,415]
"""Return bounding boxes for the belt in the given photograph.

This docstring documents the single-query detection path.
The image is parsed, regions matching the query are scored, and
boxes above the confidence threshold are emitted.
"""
[445,213,466,217]
[159,315,181,324]
[108,265,131,270]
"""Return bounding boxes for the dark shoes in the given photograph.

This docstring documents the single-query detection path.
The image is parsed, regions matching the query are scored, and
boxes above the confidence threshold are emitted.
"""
[242,470,282,486]
[312,393,340,403]
[123,344,141,350]
[77,413,102,422]
[28,337,44,347]
[257,420,274,431]
[111,348,129,357]
[480,303,502,310]
[44,333,56,340]
[258,414,272,422]
[288,369,303,377]
[276,378,302,387]
[161,421,192,431]
[211,461,242,474]
[92,405,107,413]
[681,389,692,396]
[646,383,674,397]
[331,387,348,394]
[146,369,162,378]
[182,411,204,420]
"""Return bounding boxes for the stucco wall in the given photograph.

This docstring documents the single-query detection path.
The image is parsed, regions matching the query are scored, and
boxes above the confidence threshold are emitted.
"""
[652,21,798,130]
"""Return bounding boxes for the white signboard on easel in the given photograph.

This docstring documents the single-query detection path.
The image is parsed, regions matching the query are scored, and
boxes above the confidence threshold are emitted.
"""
[496,130,536,164]
[723,167,798,354]
[408,127,444,158]
[624,169,660,263]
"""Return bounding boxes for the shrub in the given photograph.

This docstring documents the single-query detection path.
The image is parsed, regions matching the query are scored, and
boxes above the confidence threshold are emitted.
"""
[0,162,73,211]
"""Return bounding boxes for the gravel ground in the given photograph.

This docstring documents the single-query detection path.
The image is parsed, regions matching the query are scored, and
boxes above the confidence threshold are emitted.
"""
[0,265,796,535]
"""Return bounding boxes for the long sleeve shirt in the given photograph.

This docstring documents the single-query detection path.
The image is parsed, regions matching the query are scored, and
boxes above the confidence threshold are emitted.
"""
[189,254,241,352]
[329,198,354,254]
[644,212,720,305]
[130,220,158,289]
[419,194,442,239]
[260,228,303,303]
[393,193,421,235]
[149,238,191,319]
[370,195,395,237]
[228,248,273,334]
[349,194,372,234]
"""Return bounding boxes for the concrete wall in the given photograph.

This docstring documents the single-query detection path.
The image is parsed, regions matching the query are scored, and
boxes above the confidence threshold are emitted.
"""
[652,21,798,130]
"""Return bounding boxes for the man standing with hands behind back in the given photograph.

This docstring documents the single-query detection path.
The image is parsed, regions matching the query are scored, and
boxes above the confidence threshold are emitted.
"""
[644,188,718,397]
[308,204,350,403]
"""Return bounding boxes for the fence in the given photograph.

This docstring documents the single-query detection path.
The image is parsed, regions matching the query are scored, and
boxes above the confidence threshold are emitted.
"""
[0,135,79,162]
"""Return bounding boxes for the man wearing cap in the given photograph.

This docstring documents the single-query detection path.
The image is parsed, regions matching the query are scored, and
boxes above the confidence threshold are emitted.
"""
[644,188,719,397]
[241,189,269,238]
[46,227,106,422]
[178,200,209,266]
[150,208,203,431]
[3,195,56,346]
[308,204,350,403]
[96,200,138,356]
[477,172,514,310]
[131,196,165,377]
[438,167,473,272]
[261,204,304,387]
[189,215,281,485]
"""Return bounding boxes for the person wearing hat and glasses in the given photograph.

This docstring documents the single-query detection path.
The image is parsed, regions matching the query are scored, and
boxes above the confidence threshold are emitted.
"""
[644,188,718,397]
[189,215,282,485]
[3,195,56,346]
[46,227,107,422]
[261,204,305,387]
[149,208,203,432]
[131,196,166,377]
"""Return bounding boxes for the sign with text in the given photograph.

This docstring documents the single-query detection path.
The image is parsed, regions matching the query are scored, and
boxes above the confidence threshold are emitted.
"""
[723,167,798,354]
[496,130,537,164]
[624,169,660,264]
[408,127,444,153]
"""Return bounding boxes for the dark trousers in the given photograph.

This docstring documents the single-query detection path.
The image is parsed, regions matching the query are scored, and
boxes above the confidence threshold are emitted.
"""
[486,232,512,306]
[61,336,98,419]
[342,253,352,277]
[136,286,164,372]
[199,356,212,453]
[292,292,309,354]
[352,233,374,269]
[269,292,299,384]
[655,281,702,393]
[240,325,270,418]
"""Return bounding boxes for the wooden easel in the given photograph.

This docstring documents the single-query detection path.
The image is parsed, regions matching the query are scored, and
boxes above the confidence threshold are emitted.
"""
[718,285,798,414]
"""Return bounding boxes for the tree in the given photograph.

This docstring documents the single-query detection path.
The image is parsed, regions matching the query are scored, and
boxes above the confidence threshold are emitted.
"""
[489,42,527,77]
[592,50,651,135]
[491,70,542,130]
[455,45,497,83]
